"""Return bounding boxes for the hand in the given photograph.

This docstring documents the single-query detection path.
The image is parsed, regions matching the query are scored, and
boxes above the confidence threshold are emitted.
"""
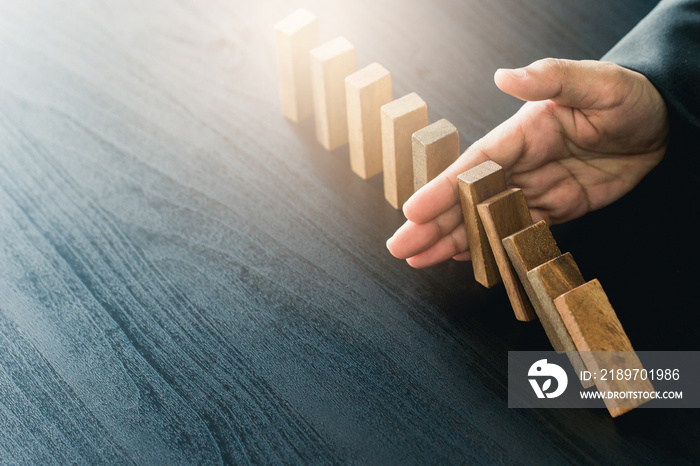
[386,58,668,268]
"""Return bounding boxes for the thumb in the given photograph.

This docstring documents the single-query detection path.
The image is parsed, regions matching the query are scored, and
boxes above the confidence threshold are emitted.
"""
[494,58,624,109]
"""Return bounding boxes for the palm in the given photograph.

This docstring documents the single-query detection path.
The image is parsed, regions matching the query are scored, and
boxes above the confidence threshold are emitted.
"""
[387,59,668,268]
[506,92,667,223]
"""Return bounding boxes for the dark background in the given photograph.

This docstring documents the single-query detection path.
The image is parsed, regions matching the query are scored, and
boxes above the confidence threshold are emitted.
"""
[1,0,698,463]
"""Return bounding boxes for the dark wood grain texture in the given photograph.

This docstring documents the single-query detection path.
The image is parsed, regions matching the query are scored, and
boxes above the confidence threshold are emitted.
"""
[2,0,699,463]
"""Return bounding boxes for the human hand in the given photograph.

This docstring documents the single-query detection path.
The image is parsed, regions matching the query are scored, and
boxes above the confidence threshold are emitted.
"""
[387,58,668,268]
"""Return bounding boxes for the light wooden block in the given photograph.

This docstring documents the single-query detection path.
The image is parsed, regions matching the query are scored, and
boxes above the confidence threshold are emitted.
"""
[477,188,535,321]
[274,9,319,122]
[345,63,392,179]
[412,118,459,191]
[381,93,428,209]
[456,161,506,288]
[554,279,655,417]
[310,37,356,150]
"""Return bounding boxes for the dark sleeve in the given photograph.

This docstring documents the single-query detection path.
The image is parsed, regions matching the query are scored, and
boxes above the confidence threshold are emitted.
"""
[602,0,700,148]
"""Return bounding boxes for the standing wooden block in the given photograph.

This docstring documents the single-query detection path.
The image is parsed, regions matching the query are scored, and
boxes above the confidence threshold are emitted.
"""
[274,9,319,122]
[381,93,428,209]
[412,119,459,191]
[477,188,535,321]
[345,63,392,179]
[554,279,655,417]
[310,37,356,150]
[456,161,506,288]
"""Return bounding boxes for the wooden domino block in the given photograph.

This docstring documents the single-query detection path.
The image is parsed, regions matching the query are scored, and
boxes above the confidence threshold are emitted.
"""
[508,244,593,388]
[274,9,319,122]
[381,93,428,209]
[412,119,459,191]
[456,161,506,288]
[310,37,356,150]
[502,221,563,344]
[345,63,392,179]
[525,252,585,352]
[554,279,655,417]
[477,188,535,321]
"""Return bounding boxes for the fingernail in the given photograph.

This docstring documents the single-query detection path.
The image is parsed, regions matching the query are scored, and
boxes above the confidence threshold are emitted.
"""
[499,68,527,79]
[386,237,393,250]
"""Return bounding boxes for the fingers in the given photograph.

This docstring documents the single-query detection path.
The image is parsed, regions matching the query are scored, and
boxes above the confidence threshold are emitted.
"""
[403,114,527,225]
[494,58,625,109]
[452,251,471,261]
[402,170,462,226]
[405,224,468,269]
[387,204,463,259]
[394,110,530,268]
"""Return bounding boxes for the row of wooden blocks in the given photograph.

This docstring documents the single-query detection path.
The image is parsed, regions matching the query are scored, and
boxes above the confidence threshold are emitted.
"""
[275,9,459,209]
[459,160,653,417]
[275,9,651,417]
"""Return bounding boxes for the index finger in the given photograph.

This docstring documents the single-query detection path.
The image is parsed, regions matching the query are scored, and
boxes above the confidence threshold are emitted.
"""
[402,111,527,224]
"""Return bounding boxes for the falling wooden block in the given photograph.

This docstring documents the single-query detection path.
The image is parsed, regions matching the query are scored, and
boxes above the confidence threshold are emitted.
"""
[477,188,535,321]
[274,9,319,122]
[507,243,593,388]
[503,221,563,344]
[345,63,392,179]
[554,279,655,417]
[412,119,459,191]
[456,161,506,288]
[381,93,428,209]
[526,253,585,351]
[310,37,356,150]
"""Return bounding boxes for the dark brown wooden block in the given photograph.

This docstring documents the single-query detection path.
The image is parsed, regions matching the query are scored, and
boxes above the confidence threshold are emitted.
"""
[477,188,535,321]
[456,161,506,288]
[554,279,655,417]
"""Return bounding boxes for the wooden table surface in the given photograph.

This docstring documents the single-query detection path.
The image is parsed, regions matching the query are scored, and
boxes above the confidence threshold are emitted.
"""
[2,0,699,463]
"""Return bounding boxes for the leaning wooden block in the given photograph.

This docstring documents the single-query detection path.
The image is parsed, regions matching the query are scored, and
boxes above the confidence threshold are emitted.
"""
[477,188,535,320]
[554,279,655,417]
[345,63,392,179]
[527,253,585,351]
[412,119,459,191]
[456,161,506,288]
[381,93,428,209]
[503,222,563,344]
[519,250,594,388]
[274,9,319,122]
[310,37,356,150]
